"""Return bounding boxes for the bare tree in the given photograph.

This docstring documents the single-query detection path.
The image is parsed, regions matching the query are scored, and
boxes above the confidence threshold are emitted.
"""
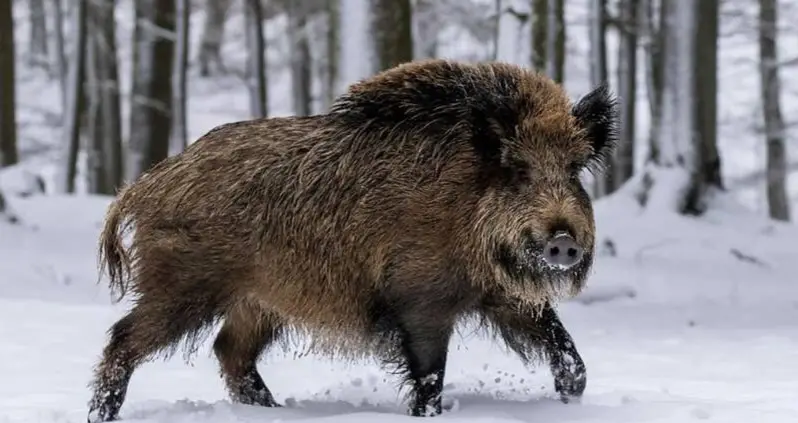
[127,0,176,181]
[198,0,232,76]
[57,0,88,193]
[610,0,640,193]
[244,0,267,118]
[637,0,723,215]
[0,0,18,167]
[171,0,190,154]
[588,0,608,198]
[545,0,565,83]
[28,0,49,68]
[287,0,313,116]
[371,0,413,72]
[52,0,68,105]
[83,0,123,195]
[758,0,790,221]
[322,0,339,109]
[531,0,547,71]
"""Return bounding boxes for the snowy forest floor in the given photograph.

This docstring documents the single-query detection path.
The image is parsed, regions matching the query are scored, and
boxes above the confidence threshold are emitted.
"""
[1,189,797,423]
[3,1,798,421]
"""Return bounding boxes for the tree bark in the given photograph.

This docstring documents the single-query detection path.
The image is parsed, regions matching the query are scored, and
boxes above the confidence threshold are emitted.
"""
[57,0,88,193]
[496,0,531,66]
[758,0,790,221]
[0,0,18,167]
[244,0,267,118]
[171,0,190,154]
[371,0,413,72]
[288,0,313,116]
[588,0,608,198]
[127,0,176,181]
[683,0,722,215]
[545,0,565,83]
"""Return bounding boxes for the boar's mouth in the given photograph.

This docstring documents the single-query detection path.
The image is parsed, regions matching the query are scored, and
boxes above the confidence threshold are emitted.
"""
[493,241,592,294]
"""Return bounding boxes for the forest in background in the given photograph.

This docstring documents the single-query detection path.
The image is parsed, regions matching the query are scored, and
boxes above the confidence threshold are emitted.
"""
[0,0,795,223]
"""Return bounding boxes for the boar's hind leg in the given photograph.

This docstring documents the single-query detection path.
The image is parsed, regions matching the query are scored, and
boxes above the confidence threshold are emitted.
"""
[88,298,220,423]
[213,301,283,407]
[482,300,586,403]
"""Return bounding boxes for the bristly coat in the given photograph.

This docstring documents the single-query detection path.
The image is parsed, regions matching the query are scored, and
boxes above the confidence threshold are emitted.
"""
[87,59,618,422]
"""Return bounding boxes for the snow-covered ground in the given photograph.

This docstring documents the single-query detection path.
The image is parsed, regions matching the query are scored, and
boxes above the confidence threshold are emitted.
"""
[3,0,798,422]
[2,188,798,423]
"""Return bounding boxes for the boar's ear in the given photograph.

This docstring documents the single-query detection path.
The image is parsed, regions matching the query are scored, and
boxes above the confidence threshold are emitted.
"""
[571,83,619,169]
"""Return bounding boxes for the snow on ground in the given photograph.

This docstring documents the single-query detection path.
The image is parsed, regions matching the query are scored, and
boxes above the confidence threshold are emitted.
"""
[1,188,797,423]
[3,1,798,421]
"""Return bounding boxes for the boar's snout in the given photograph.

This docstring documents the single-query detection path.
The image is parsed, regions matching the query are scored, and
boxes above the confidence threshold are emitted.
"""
[543,231,584,270]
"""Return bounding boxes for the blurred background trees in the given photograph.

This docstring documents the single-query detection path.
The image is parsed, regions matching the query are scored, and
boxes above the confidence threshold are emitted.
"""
[0,0,794,222]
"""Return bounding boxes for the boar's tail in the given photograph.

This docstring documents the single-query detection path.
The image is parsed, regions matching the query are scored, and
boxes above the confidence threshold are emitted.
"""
[98,188,135,303]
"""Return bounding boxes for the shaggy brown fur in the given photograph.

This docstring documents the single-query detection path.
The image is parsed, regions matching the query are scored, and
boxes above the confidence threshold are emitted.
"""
[86,59,618,422]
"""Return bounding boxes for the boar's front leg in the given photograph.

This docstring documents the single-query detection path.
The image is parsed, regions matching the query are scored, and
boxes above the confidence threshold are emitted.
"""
[481,298,586,403]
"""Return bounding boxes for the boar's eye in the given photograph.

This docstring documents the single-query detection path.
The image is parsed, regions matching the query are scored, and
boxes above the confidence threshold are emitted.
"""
[571,83,619,170]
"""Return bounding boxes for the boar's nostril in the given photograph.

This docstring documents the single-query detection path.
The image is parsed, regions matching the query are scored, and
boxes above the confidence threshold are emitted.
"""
[543,233,583,269]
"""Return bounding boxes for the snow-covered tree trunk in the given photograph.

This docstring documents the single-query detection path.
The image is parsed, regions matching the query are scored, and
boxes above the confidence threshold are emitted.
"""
[244,0,267,118]
[545,0,565,83]
[0,0,18,167]
[52,0,68,107]
[370,0,413,72]
[28,0,49,68]
[758,0,790,221]
[198,0,231,77]
[610,0,640,193]
[288,0,313,116]
[683,0,722,214]
[496,0,531,66]
[638,0,722,215]
[530,0,547,71]
[57,0,88,193]
[127,0,175,181]
[171,0,190,154]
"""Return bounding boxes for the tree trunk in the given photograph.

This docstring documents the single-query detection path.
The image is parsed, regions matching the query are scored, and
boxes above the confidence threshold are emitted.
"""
[90,0,123,194]
[588,0,608,198]
[52,0,68,106]
[322,0,339,110]
[530,0,547,71]
[496,0,531,66]
[288,1,313,116]
[28,0,49,68]
[371,0,413,72]
[610,0,639,193]
[683,0,721,215]
[171,0,190,154]
[758,0,790,221]
[244,0,267,118]
[127,0,176,181]
[545,0,565,83]
[57,0,88,193]
[198,0,231,76]
[339,0,372,87]
[0,0,18,167]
